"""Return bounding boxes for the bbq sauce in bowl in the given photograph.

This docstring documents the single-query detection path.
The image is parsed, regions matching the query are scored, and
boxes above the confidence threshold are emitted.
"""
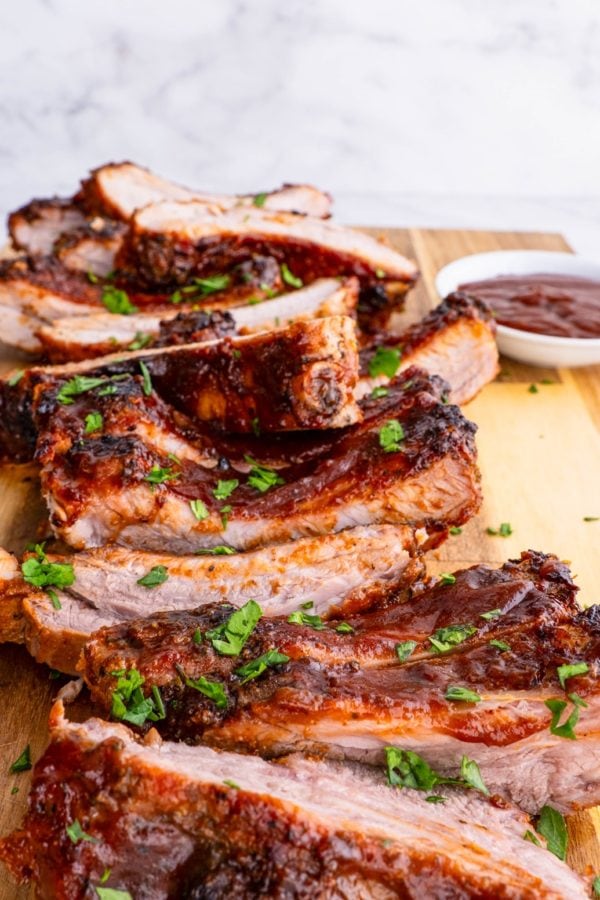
[457,273,600,339]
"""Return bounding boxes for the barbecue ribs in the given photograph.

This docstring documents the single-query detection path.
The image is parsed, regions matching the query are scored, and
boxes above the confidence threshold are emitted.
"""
[81,551,599,814]
[0,703,587,899]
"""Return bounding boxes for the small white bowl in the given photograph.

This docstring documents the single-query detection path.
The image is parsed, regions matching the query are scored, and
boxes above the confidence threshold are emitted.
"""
[435,250,600,368]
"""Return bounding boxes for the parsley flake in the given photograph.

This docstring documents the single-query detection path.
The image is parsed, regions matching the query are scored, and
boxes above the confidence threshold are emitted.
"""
[537,805,568,860]
[195,546,236,556]
[137,565,168,588]
[190,499,209,521]
[445,685,481,703]
[235,649,289,683]
[288,610,325,630]
[9,745,31,774]
[102,285,138,315]
[176,666,228,708]
[368,346,401,379]
[21,545,75,590]
[128,331,153,351]
[110,668,166,726]
[486,522,513,537]
[144,465,179,485]
[205,600,262,656]
[212,479,239,500]
[66,819,99,844]
[489,639,511,652]
[253,192,268,207]
[428,624,476,654]
[57,375,108,405]
[139,360,152,396]
[439,573,456,585]
[84,411,103,434]
[557,661,589,689]
[395,640,417,662]
[280,262,303,288]
[379,419,405,453]
[244,456,285,493]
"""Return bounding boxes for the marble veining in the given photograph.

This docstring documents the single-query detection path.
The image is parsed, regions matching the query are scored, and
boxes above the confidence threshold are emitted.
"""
[0,0,598,249]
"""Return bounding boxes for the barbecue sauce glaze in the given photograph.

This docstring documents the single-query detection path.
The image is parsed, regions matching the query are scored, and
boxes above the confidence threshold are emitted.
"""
[458,273,600,339]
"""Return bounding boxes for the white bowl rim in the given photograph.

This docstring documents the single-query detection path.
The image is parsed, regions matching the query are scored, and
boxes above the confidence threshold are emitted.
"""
[435,249,600,348]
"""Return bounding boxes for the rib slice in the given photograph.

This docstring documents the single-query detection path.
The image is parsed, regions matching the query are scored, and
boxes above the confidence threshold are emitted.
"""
[0,704,587,899]
[4,524,430,674]
[78,161,333,219]
[81,551,600,814]
[7,198,87,255]
[35,276,359,362]
[33,368,480,551]
[358,293,499,405]
[118,200,418,292]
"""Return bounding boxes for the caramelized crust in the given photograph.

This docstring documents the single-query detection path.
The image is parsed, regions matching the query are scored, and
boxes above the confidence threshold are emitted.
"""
[0,708,588,898]
[81,552,600,813]
[32,368,480,551]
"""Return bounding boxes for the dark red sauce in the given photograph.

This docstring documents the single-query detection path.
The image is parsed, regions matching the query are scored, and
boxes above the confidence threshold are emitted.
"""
[458,273,600,339]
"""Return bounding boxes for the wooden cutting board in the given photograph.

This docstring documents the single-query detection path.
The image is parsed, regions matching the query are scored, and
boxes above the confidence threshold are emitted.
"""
[0,227,599,896]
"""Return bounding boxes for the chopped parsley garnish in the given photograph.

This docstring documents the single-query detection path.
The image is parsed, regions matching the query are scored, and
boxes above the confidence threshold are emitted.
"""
[335,622,354,634]
[425,795,445,804]
[192,628,202,644]
[195,546,236,556]
[449,526,462,535]
[427,623,476,654]
[395,640,417,662]
[593,876,600,896]
[144,465,179,485]
[537,805,568,860]
[439,573,456,585]
[21,544,75,590]
[205,600,262,656]
[486,522,513,537]
[219,505,232,528]
[480,608,502,621]
[489,639,511,652]
[136,565,168,588]
[176,666,228,708]
[280,262,303,288]
[384,747,488,796]
[244,456,285,493]
[9,745,31,774]
[96,888,133,899]
[371,385,389,399]
[213,479,239,500]
[584,516,599,522]
[87,271,99,283]
[557,661,589,689]
[190,499,209,521]
[250,417,261,436]
[253,192,268,207]
[287,610,325,630]
[47,588,62,610]
[110,668,166,726]
[139,360,152,396]
[460,756,489,794]
[98,384,117,397]
[84,411,103,434]
[235,649,290,683]
[445,685,481,703]
[368,346,401,379]
[192,275,231,295]
[545,693,587,740]
[379,419,405,453]
[223,779,241,789]
[66,819,99,844]
[523,829,542,847]
[528,384,539,394]
[7,370,24,386]
[102,285,138,315]
[300,600,314,609]
[128,331,153,351]
[57,375,108,405]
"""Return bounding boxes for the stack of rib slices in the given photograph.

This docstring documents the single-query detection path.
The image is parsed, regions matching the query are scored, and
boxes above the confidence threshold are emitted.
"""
[0,163,596,898]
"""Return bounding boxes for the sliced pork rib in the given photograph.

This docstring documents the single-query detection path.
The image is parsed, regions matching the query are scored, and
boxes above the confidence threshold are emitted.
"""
[359,293,499,405]
[7,198,87,256]
[0,705,587,899]
[82,551,600,814]
[78,160,333,220]
[117,200,418,296]
[33,368,480,551]
[3,525,431,674]
[34,276,359,363]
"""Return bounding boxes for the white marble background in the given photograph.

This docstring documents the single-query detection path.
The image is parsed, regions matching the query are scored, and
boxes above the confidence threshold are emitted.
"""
[0,0,599,251]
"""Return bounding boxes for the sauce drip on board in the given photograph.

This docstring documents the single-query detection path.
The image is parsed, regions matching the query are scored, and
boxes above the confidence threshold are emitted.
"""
[458,273,600,339]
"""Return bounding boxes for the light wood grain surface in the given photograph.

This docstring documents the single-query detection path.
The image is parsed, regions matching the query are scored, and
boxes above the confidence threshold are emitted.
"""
[0,228,599,896]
